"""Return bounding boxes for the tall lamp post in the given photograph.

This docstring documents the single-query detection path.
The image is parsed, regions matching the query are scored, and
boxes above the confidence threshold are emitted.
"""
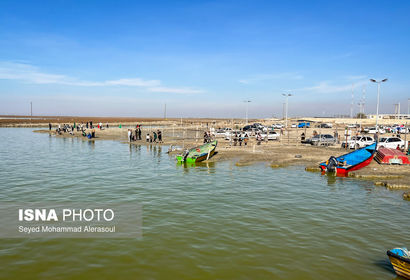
[243,100,251,125]
[370,78,388,129]
[282,93,292,129]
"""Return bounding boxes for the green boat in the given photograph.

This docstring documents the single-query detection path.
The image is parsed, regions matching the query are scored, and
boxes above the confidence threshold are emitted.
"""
[176,140,217,163]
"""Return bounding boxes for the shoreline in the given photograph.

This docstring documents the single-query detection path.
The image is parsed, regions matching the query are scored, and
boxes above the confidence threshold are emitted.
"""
[31,125,410,196]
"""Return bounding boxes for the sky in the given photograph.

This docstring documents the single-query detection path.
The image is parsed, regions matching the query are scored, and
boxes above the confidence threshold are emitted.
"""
[0,0,410,118]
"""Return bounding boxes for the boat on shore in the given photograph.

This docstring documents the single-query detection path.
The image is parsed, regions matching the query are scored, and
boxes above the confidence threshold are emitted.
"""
[387,247,410,279]
[176,140,217,163]
[319,143,376,175]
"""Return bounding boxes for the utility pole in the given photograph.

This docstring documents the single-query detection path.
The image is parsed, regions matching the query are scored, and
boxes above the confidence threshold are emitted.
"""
[282,103,285,120]
[164,103,167,119]
[408,98,410,115]
[243,100,251,125]
[30,101,32,121]
[370,78,388,129]
[350,84,354,118]
[282,93,292,129]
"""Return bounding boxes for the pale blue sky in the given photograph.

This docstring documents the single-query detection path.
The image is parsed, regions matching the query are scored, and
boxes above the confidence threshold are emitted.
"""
[0,0,409,118]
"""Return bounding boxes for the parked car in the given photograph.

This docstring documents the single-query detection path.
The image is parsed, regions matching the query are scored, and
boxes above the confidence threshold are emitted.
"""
[298,122,310,128]
[310,134,336,146]
[272,123,284,129]
[214,128,232,137]
[291,123,297,128]
[367,127,386,134]
[341,136,375,149]
[347,124,359,128]
[377,137,406,150]
[259,131,280,141]
[316,123,333,128]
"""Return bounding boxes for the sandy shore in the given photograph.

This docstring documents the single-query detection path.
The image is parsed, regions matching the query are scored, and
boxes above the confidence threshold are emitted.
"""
[30,119,410,197]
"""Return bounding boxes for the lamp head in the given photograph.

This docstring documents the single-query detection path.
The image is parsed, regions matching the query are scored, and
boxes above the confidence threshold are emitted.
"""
[381,78,388,82]
[370,79,376,83]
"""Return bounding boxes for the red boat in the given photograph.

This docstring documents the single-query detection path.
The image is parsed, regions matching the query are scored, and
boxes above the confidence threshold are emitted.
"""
[319,143,377,175]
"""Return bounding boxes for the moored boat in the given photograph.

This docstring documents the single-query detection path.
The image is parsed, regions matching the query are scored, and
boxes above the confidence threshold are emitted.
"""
[387,247,410,279]
[176,140,217,163]
[319,143,376,175]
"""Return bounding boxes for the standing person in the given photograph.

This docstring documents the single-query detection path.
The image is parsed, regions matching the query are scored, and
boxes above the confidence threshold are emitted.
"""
[244,133,249,146]
[158,130,162,143]
[86,122,89,129]
[153,131,157,143]
[333,130,338,144]
[49,123,52,130]
[374,132,379,143]
[106,122,109,128]
[138,127,142,140]
[238,134,243,146]
[90,121,93,128]
[128,129,132,142]
[146,133,150,142]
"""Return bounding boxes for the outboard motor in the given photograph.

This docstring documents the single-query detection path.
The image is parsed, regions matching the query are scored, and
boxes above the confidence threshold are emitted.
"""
[326,156,338,172]
[183,149,189,161]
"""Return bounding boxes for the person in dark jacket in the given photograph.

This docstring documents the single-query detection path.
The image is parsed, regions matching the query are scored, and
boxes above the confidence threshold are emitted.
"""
[158,130,162,143]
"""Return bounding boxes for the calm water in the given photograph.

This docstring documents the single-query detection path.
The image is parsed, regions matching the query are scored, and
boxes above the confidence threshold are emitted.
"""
[0,128,408,280]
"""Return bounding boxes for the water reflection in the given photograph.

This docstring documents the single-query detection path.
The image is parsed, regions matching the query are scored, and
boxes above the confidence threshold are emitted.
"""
[87,140,95,150]
[177,161,216,174]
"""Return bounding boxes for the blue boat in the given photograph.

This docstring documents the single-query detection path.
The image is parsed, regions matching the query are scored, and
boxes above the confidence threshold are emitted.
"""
[319,143,377,175]
[387,248,410,279]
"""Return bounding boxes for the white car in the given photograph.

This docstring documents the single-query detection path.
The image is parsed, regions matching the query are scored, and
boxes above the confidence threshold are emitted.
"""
[377,137,406,150]
[291,124,297,128]
[258,131,280,141]
[367,127,385,134]
[273,124,284,129]
[342,136,375,149]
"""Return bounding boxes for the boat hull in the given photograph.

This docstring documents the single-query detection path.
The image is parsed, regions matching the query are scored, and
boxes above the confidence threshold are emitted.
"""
[319,153,375,175]
[176,140,217,163]
[387,250,410,279]
[319,143,376,175]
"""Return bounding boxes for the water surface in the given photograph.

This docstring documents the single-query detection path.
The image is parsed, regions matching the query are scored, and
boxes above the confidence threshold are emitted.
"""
[0,128,408,279]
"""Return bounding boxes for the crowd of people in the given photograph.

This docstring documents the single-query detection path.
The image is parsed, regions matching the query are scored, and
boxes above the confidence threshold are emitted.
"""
[144,129,163,143]
[127,125,163,144]
[50,120,108,139]
[232,132,250,146]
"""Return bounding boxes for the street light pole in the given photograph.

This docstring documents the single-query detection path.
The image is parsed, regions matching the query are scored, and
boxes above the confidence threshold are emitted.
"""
[370,78,388,129]
[243,100,251,125]
[282,93,292,129]
[408,98,410,115]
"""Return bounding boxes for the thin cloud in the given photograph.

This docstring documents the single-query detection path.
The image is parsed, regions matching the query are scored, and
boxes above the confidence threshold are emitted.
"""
[345,75,367,80]
[299,80,368,94]
[0,61,201,94]
[239,72,303,84]
[148,87,203,94]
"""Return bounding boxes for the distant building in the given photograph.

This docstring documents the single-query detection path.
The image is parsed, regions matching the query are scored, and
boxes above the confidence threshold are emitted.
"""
[367,114,410,120]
